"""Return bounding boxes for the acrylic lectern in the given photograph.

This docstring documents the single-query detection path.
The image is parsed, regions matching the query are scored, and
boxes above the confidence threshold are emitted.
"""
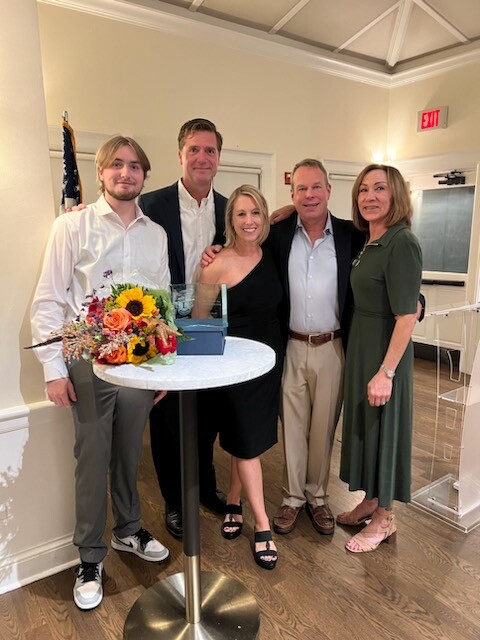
[412,303,480,532]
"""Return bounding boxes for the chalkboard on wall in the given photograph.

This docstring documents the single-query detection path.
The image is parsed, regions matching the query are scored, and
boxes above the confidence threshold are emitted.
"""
[411,186,475,273]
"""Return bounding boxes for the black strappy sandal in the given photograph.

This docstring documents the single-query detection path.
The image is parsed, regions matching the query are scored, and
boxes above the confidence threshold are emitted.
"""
[253,529,278,570]
[221,503,243,540]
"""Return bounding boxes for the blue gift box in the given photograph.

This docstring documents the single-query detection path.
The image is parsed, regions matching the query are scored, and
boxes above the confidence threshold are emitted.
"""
[176,318,227,355]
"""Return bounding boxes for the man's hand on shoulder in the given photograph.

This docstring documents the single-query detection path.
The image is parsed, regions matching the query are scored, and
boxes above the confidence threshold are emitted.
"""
[201,244,223,268]
[65,203,86,213]
[270,204,295,224]
[46,377,77,408]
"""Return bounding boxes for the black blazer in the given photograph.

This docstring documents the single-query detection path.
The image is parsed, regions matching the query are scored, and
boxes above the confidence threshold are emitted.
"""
[265,212,365,349]
[139,182,227,284]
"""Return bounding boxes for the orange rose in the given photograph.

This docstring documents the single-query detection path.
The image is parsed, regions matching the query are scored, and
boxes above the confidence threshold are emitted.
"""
[104,346,127,364]
[103,308,132,332]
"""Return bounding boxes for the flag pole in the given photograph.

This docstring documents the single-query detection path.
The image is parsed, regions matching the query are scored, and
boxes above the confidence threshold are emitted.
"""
[60,111,82,213]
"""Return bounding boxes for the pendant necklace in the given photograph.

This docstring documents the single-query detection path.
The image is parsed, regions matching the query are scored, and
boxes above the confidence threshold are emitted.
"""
[352,240,379,267]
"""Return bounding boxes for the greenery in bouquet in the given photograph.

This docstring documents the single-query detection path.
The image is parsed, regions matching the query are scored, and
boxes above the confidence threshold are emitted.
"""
[52,271,181,365]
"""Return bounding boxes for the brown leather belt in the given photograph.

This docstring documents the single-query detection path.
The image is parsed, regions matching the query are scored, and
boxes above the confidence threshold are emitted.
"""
[289,329,341,346]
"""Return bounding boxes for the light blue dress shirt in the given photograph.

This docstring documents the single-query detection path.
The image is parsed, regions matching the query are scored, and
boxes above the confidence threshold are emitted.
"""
[288,212,340,334]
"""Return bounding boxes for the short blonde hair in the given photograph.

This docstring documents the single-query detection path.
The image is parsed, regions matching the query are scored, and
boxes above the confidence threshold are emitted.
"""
[224,185,270,248]
[95,135,151,194]
[352,164,412,232]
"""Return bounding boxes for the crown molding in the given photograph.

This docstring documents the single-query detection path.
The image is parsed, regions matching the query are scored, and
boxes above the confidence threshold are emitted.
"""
[389,42,480,88]
[37,0,480,88]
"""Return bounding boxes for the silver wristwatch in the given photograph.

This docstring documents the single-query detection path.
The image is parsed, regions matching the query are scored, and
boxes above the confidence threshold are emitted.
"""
[380,364,395,379]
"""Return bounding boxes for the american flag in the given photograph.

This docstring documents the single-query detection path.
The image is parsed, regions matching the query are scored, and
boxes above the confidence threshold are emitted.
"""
[61,116,82,211]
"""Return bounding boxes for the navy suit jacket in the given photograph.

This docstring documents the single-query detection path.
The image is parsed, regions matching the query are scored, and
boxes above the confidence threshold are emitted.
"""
[139,182,227,284]
[265,212,365,349]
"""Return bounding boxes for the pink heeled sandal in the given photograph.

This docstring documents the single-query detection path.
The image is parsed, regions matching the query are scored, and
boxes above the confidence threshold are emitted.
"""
[345,513,397,553]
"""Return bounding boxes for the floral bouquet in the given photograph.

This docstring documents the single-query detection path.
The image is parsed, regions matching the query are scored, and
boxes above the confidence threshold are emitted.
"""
[30,271,181,366]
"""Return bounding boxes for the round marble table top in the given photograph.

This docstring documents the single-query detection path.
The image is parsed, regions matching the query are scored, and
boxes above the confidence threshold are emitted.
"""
[93,336,275,391]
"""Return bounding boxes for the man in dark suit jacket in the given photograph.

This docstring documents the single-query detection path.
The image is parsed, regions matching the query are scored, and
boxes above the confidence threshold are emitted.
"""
[267,202,363,351]
[139,119,227,538]
[265,159,365,537]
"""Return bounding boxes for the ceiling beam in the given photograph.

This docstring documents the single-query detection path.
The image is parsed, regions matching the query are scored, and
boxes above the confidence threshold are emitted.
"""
[412,0,468,42]
[387,0,414,68]
[189,0,205,12]
[335,1,400,52]
[269,0,311,35]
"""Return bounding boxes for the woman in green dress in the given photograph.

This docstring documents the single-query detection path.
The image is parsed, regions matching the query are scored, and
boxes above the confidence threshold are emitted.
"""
[338,164,422,553]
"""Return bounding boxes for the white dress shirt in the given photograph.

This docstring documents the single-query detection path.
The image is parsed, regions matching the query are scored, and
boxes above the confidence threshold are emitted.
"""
[288,212,340,334]
[178,179,216,283]
[31,195,171,381]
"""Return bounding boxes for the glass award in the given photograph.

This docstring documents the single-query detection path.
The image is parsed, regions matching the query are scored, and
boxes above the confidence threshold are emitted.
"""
[170,283,228,355]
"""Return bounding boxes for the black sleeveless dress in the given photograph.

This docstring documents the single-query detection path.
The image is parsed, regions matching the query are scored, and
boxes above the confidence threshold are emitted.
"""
[215,248,284,459]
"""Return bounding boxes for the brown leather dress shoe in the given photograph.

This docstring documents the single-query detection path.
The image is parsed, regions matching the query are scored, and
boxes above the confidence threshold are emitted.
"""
[306,503,335,535]
[273,504,303,534]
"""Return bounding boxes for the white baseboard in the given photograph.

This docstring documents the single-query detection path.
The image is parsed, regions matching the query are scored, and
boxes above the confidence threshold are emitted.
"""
[0,401,77,595]
[0,534,78,595]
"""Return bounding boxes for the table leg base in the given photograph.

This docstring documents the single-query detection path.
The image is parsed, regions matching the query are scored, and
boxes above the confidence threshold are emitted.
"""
[124,570,260,639]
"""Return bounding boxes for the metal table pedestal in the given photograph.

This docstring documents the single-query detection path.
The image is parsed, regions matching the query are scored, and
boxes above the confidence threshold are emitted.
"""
[94,338,274,640]
[124,389,260,639]
[124,570,260,639]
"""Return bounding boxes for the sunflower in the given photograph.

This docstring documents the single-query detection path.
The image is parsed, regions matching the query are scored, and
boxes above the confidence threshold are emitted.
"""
[127,336,158,364]
[115,287,157,319]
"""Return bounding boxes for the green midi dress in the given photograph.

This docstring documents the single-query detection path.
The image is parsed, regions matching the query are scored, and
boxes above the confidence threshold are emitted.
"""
[340,224,422,506]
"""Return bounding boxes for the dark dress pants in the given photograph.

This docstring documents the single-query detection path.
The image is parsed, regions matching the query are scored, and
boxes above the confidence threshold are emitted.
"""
[69,358,154,563]
[149,389,218,508]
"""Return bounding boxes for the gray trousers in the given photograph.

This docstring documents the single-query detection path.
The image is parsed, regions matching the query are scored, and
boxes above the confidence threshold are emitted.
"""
[68,359,154,563]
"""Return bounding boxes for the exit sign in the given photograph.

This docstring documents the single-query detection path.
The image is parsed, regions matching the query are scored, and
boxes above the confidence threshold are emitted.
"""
[417,106,448,131]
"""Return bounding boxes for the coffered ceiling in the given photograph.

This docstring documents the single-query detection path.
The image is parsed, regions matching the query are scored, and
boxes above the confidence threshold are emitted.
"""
[39,0,480,86]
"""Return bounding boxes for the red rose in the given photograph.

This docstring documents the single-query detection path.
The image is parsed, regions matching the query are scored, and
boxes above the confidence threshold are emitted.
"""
[155,335,177,355]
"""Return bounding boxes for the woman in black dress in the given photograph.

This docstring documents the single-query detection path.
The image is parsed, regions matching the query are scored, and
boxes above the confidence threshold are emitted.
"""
[197,185,284,570]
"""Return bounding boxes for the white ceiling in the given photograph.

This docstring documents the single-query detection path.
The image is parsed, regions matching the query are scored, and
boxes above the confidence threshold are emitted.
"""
[39,0,480,86]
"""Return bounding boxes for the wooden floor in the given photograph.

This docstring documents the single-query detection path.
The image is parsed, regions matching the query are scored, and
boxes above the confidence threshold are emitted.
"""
[2,358,480,640]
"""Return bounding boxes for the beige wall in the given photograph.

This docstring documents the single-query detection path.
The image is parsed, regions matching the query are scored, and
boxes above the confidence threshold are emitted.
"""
[0,0,77,596]
[1,2,57,409]
[388,63,480,159]
[37,4,389,208]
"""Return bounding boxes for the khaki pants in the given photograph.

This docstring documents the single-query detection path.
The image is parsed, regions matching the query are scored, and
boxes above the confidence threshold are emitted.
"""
[280,337,344,507]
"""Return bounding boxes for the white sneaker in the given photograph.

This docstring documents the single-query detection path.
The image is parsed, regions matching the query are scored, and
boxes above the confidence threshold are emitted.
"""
[111,527,169,562]
[73,562,103,610]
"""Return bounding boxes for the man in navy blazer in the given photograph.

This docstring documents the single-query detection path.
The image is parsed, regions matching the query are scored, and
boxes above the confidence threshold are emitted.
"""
[139,119,227,538]
[267,186,363,353]
[139,184,227,284]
